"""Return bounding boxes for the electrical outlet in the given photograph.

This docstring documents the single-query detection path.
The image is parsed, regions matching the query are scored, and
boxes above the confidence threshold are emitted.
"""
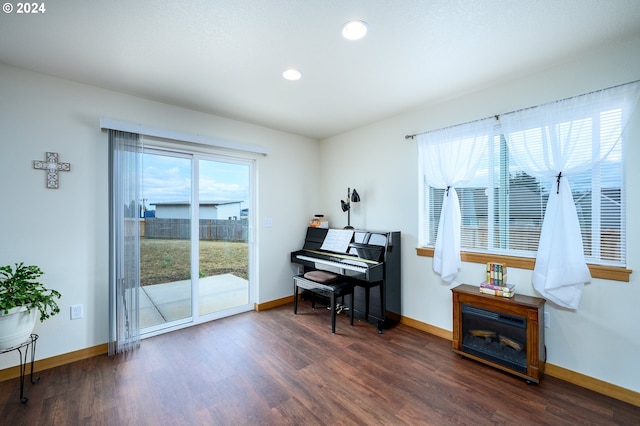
[544,311,550,328]
[70,304,83,320]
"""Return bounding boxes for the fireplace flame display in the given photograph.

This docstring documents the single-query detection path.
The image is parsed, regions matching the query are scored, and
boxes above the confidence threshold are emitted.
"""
[461,305,527,373]
[468,330,524,352]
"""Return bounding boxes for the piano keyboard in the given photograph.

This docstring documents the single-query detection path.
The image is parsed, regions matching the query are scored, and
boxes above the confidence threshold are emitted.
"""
[295,254,368,273]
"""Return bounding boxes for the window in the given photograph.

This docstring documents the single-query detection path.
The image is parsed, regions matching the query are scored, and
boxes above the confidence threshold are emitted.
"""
[422,109,626,267]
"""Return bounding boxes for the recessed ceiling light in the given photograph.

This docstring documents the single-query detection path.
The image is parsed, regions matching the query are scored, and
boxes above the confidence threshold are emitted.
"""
[342,20,368,40]
[282,68,302,81]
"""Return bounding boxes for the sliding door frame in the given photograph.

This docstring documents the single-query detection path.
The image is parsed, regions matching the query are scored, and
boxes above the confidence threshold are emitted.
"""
[140,140,257,338]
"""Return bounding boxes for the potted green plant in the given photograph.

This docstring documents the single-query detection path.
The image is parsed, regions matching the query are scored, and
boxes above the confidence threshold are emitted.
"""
[0,262,61,349]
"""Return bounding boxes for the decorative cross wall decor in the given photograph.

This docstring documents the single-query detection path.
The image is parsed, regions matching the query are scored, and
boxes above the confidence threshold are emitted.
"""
[33,152,71,189]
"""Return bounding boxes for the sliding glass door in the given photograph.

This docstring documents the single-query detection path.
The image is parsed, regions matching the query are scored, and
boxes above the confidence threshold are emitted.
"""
[197,158,251,317]
[140,147,253,335]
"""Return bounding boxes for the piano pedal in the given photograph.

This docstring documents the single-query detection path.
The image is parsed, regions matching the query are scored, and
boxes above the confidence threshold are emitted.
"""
[328,304,350,315]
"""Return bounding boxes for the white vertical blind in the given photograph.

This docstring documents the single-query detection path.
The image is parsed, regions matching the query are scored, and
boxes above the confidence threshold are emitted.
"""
[108,130,142,355]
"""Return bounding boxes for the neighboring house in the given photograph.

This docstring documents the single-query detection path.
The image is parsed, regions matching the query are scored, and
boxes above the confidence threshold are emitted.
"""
[151,201,243,220]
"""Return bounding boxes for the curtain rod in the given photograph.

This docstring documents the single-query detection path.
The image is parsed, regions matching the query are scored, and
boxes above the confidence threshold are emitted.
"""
[404,115,499,139]
[404,79,640,140]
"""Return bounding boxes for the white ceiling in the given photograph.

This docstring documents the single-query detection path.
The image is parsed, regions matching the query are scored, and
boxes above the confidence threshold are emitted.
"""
[1,1,640,139]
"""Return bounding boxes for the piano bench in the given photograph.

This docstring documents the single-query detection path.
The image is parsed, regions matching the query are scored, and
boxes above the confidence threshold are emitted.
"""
[293,272,354,334]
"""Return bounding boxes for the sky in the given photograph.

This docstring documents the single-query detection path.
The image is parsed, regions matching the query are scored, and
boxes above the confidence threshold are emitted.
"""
[142,152,249,211]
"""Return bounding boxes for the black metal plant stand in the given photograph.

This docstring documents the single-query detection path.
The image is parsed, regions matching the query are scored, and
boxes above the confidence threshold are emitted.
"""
[1,333,40,403]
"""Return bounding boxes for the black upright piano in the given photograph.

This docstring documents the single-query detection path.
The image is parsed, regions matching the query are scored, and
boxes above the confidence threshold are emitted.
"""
[291,227,401,333]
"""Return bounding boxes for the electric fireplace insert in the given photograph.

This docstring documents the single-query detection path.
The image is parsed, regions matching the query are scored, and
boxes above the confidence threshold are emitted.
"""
[461,304,527,374]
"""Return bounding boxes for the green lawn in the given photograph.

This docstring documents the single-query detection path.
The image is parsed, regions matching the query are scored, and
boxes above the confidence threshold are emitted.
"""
[140,238,248,286]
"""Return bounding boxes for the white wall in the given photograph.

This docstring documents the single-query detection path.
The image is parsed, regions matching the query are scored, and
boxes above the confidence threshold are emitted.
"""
[320,36,640,393]
[0,63,320,367]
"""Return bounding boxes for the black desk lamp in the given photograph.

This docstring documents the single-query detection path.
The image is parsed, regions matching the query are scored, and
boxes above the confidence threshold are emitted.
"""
[340,187,360,229]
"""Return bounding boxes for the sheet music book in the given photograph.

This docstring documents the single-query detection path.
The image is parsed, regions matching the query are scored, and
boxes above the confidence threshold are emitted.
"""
[320,229,354,253]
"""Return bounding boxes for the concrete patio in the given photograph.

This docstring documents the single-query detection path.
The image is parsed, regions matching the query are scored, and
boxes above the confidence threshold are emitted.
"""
[139,273,249,328]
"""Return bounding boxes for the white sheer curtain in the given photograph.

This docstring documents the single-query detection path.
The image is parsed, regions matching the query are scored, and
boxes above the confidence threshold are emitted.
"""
[417,118,495,283]
[108,130,142,355]
[500,81,640,309]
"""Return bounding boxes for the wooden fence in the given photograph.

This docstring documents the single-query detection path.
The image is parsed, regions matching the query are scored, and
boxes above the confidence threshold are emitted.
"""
[143,218,248,242]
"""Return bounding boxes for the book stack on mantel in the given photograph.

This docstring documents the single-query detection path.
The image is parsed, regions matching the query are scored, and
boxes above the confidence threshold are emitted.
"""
[486,262,507,286]
[481,262,514,297]
[479,281,516,298]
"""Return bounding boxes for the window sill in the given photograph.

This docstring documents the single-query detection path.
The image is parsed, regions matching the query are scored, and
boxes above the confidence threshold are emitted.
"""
[415,247,631,282]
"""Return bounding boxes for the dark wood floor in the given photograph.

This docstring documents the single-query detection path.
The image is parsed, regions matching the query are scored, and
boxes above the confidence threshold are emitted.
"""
[1,302,638,425]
